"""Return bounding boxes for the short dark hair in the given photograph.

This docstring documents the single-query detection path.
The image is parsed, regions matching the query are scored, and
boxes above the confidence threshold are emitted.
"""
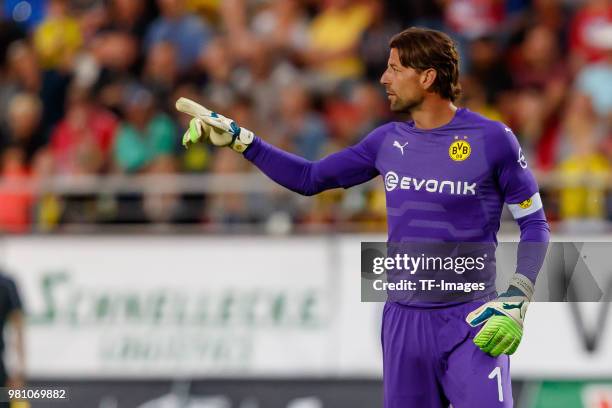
[389,27,461,101]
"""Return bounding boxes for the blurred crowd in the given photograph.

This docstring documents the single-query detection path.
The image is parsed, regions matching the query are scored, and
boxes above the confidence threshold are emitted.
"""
[0,0,610,233]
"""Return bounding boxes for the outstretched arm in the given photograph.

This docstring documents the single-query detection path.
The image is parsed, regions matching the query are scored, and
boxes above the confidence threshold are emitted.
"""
[244,134,382,196]
[176,98,387,195]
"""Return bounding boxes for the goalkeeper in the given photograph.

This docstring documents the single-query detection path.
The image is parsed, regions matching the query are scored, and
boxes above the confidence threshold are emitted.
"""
[178,28,549,408]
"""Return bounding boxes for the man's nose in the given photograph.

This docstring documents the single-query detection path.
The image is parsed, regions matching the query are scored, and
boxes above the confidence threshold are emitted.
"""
[380,72,389,85]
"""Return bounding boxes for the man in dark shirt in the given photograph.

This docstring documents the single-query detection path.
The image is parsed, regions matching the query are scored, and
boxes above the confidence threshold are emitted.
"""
[0,272,25,391]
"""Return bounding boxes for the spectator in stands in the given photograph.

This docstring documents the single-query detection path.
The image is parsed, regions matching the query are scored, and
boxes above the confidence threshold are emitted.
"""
[111,85,178,223]
[144,0,212,73]
[322,81,387,152]
[0,272,25,394]
[1,41,40,100]
[351,81,388,136]
[251,0,309,53]
[468,36,514,112]
[444,0,506,40]
[0,19,24,69]
[105,0,152,39]
[89,30,139,113]
[459,74,504,122]
[301,0,372,82]
[556,92,610,232]
[50,85,117,175]
[198,36,238,112]
[569,0,612,72]
[384,0,443,28]
[576,23,612,223]
[324,96,363,147]
[529,0,569,43]
[0,94,41,229]
[359,1,401,82]
[75,1,109,43]
[33,0,82,70]
[0,146,32,233]
[513,25,568,110]
[143,41,180,104]
[92,30,140,74]
[442,0,508,72]
[113,85,176,173]
[0,93,43,163]
[2,41,71,137]
[510,25,569,164]
[30,149,63,231]
[234,39,300,126]
[556,22,611,231]
[278,83,328,161]
[575,24,612,123]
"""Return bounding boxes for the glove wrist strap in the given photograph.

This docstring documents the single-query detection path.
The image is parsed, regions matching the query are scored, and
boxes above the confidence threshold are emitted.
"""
[507,273,534,300]
[231,128,254,153]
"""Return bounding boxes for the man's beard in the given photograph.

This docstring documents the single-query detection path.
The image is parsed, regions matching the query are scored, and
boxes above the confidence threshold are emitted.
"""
[391,94,425,114]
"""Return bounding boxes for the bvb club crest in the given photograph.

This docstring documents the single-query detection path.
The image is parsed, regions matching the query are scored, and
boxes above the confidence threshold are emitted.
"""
[519,199,532,209]
[449,136,471,161]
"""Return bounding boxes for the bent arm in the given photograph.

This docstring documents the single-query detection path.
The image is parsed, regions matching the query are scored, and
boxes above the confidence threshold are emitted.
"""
[244,128,385,196]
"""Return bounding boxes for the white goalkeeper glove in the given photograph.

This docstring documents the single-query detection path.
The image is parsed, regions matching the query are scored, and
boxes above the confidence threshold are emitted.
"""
[176,97,255,153]
[466,273,534,357]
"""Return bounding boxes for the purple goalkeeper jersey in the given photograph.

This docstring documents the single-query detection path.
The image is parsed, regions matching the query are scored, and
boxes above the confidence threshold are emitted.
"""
[244,108,548,288]
[357,108,540,243]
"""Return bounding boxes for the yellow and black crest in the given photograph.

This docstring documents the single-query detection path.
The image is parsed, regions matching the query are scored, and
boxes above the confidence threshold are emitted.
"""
[449,136,471,161]
[518,199,532,209]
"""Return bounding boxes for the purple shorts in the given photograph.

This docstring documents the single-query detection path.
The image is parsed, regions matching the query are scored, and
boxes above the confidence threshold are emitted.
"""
[382,300,513,408]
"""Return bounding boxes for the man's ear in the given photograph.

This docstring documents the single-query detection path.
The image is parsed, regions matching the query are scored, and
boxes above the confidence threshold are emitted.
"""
[420,68,437,91]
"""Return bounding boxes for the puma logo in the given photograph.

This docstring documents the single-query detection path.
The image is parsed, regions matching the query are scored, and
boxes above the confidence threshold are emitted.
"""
[502,301,524,310]
[393,140,408,155]
[503,301,525,319]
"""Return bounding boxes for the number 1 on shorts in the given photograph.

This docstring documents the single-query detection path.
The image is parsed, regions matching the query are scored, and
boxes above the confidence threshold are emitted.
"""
[488,366,503,402]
